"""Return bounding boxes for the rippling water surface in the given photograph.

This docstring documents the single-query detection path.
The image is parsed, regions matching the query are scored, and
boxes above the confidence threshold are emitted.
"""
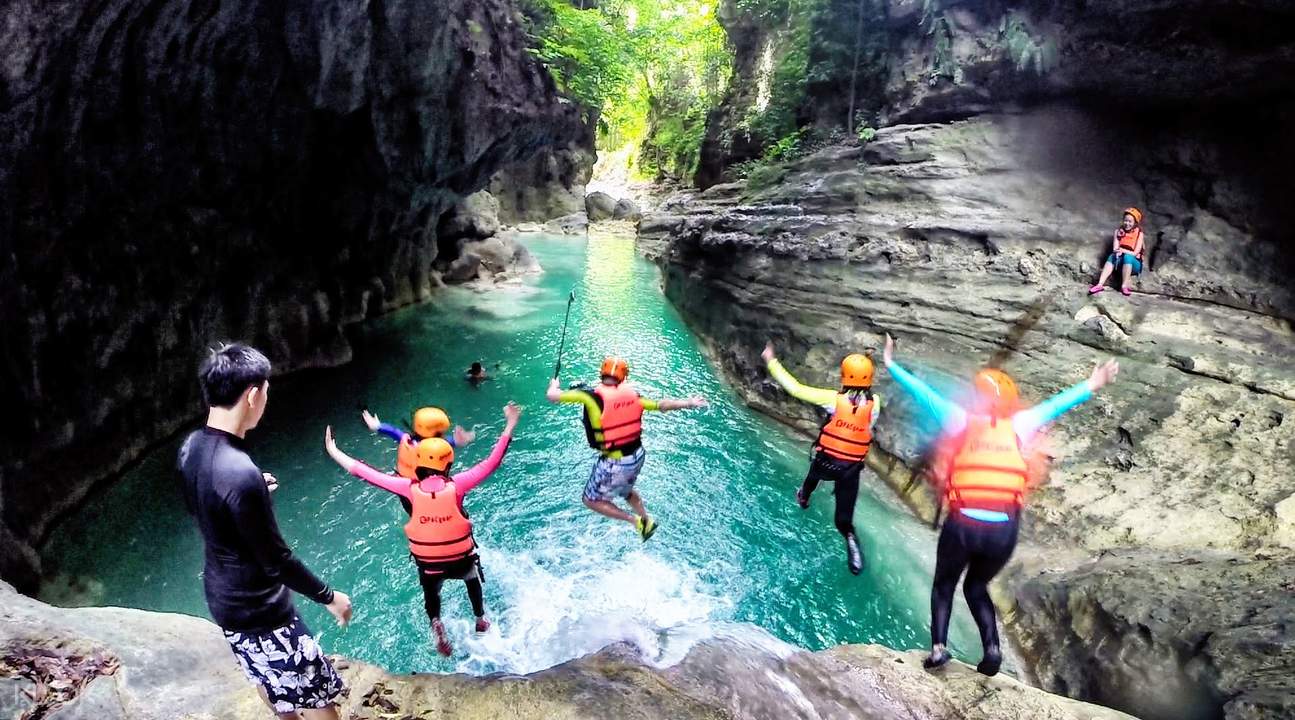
[43,234,978,674]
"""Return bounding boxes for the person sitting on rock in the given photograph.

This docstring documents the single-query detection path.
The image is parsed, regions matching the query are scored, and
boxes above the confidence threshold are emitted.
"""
[883,334,1119,677]
[761,342,882,576]
[1089,207,1146,297]
[325,402,520,657]
[465,361,489,386]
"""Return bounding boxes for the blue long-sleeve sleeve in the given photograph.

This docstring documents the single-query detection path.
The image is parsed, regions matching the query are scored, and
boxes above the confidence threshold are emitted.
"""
[1013,381,1092,441]
[376,423,404,443]
[886,360,967,434]
[378,422,457,448]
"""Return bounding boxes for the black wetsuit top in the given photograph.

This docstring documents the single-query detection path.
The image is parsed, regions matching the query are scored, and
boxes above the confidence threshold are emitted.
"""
[178,427,333,633]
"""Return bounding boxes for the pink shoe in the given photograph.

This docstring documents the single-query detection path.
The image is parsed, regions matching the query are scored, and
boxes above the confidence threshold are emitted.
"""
[1121,286,1132,296]
[432,619,453,657]
[1088,285,1105,295]
[475,617,491,633]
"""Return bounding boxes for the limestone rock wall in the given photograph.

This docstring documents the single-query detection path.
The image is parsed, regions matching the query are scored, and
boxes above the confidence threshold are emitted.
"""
[639,107,1295,719]
[0,0,586,592]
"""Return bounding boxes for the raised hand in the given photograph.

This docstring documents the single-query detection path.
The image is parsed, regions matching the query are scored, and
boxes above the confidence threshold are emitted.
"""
[503,401,522,432]
[1088,359,1120,392]
[761,342,775,363]
[883,334,896,366]
[361,409,381,432]
[262,472,279,493]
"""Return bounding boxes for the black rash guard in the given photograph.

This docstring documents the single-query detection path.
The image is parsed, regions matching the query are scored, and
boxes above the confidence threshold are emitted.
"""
[178,427,333,632]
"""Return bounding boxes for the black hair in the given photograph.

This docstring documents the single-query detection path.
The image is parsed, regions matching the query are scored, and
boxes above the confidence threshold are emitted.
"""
[198,343,271,408]
[470,362,483,373]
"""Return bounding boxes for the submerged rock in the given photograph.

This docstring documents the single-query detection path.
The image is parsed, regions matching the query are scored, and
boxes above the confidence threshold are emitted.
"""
[0,580,1134,720]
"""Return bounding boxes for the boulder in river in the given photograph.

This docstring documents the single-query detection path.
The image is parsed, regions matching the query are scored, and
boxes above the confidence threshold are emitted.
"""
[584,191,618,222]
[612,197,642,221]
[544,212,589,236]
[438,191,502,241]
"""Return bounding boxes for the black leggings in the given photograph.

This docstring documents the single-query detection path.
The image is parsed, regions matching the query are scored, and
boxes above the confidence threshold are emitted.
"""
[800,452,862,537]
[930,513,1019,649]
[417,560,486,621]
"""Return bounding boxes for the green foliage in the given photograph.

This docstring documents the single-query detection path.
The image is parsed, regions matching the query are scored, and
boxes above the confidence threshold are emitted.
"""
[524,1,732,183]
[744,163,788,191]
[857,126,876,143]
[998,14,1056,74]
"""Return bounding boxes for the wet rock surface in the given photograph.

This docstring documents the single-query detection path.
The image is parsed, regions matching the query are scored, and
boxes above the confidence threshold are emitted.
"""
[0,580,1135,720]
[0,0,585,591]
[641,109,1295,719]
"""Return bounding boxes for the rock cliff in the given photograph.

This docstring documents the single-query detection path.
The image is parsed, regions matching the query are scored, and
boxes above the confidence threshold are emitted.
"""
[642,74,1294,720]
[0,580,1136,720]
[0,0,586,592]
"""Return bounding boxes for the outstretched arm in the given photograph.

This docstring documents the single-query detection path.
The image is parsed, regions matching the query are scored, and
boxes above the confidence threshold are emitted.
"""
[762,342,838,409]
[646,396,707,412]
[883,334,967,434]
[324,426,411,498]
[1014,359,1119,441]
[546,377,564,403]
[453,403,521,495]
[362,409,405,443]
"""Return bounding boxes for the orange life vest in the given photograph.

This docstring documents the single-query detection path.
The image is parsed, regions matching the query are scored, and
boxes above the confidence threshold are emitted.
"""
[404,481,475,565]
[395,436,419,479]
[592,383,644,452]
[816,393,874,462]
[947,415,1027,511]
[1116,226,1143,259]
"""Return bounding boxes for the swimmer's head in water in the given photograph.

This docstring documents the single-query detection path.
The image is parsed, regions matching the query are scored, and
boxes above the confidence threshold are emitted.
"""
[600,356,629,384]
[414,437,454,475]
[412,407,451,439]
[972,368,1020,417]
[470,362,483,373]
[840,353,874,389]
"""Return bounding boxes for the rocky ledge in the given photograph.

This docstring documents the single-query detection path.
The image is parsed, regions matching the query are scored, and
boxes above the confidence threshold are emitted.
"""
[639,108,1294,720]
[0,580,1134,720]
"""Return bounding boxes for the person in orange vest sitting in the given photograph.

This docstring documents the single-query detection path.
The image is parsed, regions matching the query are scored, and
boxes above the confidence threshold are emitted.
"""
[546,357,707,541]
[1089,207,1146,297]
[882,334,1118,676]
[325,402,520,657]
[760,342,882,575]
[360,406,475,513]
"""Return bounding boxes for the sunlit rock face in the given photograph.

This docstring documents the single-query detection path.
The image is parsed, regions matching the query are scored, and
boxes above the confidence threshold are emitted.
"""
[653,1,1295,712]
[0,0,586,592]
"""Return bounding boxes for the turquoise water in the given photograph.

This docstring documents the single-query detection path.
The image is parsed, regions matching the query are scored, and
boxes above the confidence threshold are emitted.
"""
[42,234,977,674]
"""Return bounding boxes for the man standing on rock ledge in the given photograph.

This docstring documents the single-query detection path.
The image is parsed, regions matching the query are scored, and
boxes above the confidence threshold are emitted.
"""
[883,335,1118,677]
[761,342,881,575]
[179,343,352,719]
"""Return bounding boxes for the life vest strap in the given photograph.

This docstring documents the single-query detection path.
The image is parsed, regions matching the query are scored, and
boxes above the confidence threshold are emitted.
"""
[409,532,474,547]
[818,429,872,448]
[950,463,1028,479]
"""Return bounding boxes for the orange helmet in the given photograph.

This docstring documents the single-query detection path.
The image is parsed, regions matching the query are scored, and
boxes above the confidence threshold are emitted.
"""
[600,356,629,383]
[414,437,454,473]
[412,407,450,438]
[841,354,874,388]
[973,368,1019,417]
[1123,207,1143,225]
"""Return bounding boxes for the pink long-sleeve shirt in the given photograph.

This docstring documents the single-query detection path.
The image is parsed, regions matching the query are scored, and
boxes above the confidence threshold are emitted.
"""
[346,432,512,504]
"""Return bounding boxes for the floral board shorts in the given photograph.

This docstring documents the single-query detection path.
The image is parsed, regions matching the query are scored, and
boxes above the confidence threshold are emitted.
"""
[582,447,647,502]
[223,616,345,713]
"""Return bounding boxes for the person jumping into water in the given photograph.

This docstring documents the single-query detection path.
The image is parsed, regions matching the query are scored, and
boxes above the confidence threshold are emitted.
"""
[547,357,706,541]
[761,342,881,575]
[180,343,351,719]
[325,402,520,657]
[1089,206,1146,297]
[361,406,475,512]
[883,334,1118,676]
